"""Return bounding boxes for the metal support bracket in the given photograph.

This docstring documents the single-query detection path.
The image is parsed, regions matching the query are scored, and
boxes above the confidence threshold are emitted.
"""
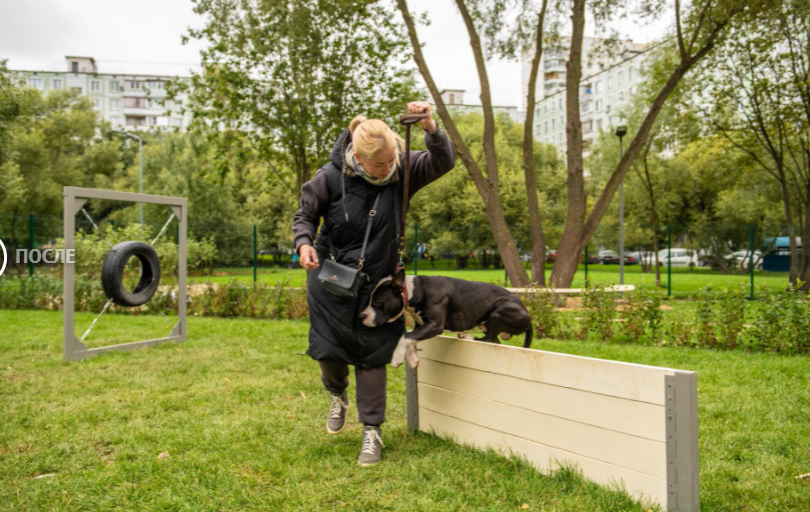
[665,372,701,512]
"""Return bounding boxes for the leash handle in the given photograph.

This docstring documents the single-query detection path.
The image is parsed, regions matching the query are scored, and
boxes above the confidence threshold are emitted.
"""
[399,112,430,126]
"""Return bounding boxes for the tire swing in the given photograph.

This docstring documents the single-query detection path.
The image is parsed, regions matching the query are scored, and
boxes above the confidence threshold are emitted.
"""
[101,241,161,307]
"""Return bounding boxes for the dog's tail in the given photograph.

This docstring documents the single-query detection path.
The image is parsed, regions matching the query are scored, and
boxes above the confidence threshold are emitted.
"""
[523,326,533,349]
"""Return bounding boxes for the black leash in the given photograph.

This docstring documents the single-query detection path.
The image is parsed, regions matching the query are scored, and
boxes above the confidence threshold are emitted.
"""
[397,111,429,269]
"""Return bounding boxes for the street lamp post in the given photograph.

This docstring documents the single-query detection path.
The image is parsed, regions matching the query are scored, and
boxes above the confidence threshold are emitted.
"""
[113,129,144,224]
[615,125,627,285]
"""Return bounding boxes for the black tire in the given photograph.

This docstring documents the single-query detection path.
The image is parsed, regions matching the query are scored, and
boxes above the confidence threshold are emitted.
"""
[101,241,161,307]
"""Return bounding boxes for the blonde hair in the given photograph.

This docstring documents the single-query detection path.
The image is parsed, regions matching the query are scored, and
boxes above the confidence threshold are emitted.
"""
[349,115,404,161]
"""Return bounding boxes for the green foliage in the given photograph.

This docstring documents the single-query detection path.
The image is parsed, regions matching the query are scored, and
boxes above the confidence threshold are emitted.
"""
[743,284,810,354]
[523,288,569,340]
[695,286,717,348]
[172,0,422,193]
[191,279,307,320]
[579,281,617,340]
[716,284,747,349]
[620,286,664,344]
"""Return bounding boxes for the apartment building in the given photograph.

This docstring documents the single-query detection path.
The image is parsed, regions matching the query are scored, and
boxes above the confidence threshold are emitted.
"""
[15,56,192,131]
[439,89,524,124]
[531,45,652,155]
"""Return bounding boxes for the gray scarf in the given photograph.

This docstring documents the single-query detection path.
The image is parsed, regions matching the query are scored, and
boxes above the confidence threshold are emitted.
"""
[344,143,398,186]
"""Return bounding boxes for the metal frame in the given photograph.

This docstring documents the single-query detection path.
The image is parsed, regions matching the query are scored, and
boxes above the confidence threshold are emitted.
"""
[405,339,701,512]
[63,187,187,361]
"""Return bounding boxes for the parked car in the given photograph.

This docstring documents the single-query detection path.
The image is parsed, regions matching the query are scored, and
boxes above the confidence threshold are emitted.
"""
[655,248,698,267]
[598,250,620,264]
[730,250,763,270]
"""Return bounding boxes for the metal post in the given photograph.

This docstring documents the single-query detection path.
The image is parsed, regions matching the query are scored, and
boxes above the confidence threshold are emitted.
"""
[619,138,624,285]
[667,226,672,298]
[414,224,418,276]
[615,126,627,286]
[253,225,257,290]
[138,139,143,224]
[584,245,589,288]
[28,215,35,277]
[750,226,755,300]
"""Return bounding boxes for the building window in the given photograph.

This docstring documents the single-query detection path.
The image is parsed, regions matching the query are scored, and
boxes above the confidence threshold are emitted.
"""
[619,91,624,102]
[91,80,101,92]
[545,121,548,133]
[145,81,164,90]
[559,114,563,126]
[449,93,455,104]
[629,67,634,81]
[126,117,146,126]
[71,86,82,94]
[148,116,158,125]
[629,86,636,96]
[72,62,79,73]
[618,71,623,85]
[128,81,141,90]
[109,81,120,92]
[552,119,556,130]
[173,118,183,127]
[596,119,602,131]
[596,100,602,112]
[607,95,613,108]
[148,98,163,108]
[52,78,62,89]
[110,117,121,126]
[558,98,562,110]
[607,76,613,89]
[559,133,563,143]
[595,80,602,93]
[110,99,120,110]
[28,77,44,90]
[91,98,101,109]
[544,104,548,114]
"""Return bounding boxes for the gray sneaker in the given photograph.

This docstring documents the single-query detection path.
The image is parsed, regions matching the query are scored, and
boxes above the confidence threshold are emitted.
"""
[357,425,384,467]
[327,391,349,434]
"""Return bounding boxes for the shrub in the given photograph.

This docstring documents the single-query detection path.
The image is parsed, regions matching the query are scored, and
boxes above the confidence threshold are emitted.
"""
[580,281,616,341]
[523,287,569,340]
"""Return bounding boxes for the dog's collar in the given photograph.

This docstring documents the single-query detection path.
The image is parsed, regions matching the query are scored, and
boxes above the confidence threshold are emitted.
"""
[386,283,409,324]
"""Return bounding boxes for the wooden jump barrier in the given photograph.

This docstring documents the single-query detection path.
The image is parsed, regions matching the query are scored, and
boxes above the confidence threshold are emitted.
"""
[405,336,700,511]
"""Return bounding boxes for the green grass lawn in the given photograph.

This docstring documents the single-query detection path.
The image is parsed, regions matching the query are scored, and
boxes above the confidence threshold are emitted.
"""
[2,312,809,510]
[189,263,789,297]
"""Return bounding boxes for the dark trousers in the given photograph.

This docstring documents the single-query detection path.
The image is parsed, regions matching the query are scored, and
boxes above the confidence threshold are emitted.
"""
[319,361,387,426]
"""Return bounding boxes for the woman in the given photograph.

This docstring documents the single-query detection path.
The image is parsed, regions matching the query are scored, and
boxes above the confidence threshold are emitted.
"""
[291,101,455,466]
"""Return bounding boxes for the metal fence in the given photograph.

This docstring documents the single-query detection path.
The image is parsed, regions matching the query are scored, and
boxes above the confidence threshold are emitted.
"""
[1,212,795,298]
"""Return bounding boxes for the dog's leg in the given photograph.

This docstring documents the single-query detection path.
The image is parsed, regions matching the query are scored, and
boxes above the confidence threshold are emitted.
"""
[458,332,473,340]
[391,307,446,368]
[405,343,419,368]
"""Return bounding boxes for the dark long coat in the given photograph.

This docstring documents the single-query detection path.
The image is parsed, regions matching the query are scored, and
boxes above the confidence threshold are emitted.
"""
[292,126,456,368]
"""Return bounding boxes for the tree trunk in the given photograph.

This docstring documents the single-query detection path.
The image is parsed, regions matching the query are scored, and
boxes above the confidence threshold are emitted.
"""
[396,0,530,286]
[548,0,587,288]
[800,177,810,290]
[523,0,549,286]
[778,176,799,285]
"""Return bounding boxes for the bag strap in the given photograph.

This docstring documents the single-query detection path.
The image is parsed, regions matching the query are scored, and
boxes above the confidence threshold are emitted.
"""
[358,192,382,270]
[328,190,381,271]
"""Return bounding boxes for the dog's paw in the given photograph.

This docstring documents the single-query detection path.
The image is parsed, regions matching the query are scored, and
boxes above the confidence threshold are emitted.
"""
[406,343,419,369]
[391,345,407,368]
[458,332,473,340]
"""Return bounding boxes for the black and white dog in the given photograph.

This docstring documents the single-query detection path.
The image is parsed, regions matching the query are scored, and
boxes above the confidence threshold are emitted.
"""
[359,269,533,368]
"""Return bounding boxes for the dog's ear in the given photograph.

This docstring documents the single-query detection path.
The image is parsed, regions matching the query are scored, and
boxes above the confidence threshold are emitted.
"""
[392,268,406,288]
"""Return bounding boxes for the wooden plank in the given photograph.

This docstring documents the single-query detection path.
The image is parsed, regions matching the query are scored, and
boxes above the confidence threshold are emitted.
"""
[420,408,667,508]
[418,336,674,405]
[419,383,667,479]
[405,359,419,433]
[418,358,665,442]
[507,285,635,295]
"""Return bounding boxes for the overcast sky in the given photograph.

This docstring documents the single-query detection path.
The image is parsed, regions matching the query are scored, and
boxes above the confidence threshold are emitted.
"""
[0,0,672,108]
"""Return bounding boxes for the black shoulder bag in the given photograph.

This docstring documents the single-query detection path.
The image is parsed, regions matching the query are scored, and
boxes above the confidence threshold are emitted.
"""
[318,191,382,298]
